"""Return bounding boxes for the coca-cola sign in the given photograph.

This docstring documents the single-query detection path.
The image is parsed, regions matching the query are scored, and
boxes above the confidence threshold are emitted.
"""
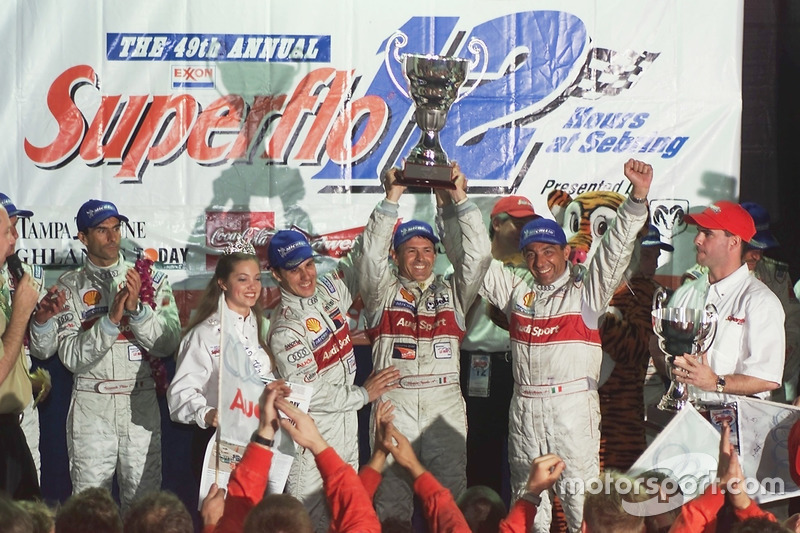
[205,210,275,270]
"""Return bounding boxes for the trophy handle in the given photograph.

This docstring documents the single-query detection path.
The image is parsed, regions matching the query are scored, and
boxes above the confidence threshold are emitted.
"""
[695,304,719,354]
[652,286,668,313]
[455,37,489,104]
[383,31,410,99]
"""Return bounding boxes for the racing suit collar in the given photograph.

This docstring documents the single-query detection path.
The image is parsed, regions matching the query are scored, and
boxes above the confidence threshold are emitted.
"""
[534,265,571,291]
[279,284,319,310]
[399,273,435,293]
[84,253,124,280]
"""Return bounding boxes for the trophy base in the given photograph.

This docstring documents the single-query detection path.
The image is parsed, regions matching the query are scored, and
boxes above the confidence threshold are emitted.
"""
[657,394,689,412]
[398,161,456,189]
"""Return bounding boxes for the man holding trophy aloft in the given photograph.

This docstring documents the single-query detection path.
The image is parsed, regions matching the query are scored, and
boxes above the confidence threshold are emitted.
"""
[662,201,784,401]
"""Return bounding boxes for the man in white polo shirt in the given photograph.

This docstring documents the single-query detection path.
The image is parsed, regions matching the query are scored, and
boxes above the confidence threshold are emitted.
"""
[667,200,784,400]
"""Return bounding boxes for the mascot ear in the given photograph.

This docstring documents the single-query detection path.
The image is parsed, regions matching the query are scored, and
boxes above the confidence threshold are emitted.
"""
[547,190,573,226]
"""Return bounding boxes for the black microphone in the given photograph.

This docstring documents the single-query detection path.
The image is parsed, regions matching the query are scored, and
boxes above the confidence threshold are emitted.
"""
[6,252,25,283]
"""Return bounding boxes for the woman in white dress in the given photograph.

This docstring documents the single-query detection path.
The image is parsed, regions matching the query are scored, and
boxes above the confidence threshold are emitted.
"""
[167,250,274,479]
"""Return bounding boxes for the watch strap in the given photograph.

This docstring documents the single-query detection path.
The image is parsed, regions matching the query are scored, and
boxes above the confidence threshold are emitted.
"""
[251,431,274,447]
[519,491,541,506]
[629,193,648,204]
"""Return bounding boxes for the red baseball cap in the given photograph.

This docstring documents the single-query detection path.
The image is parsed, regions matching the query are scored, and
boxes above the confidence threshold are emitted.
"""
[491,196,538,219]
[683,201,756,242]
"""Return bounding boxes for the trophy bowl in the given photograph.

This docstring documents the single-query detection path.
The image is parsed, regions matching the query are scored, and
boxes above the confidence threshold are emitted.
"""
[652,288,717,411]
[384,32,488,189]
[400,54,469,189]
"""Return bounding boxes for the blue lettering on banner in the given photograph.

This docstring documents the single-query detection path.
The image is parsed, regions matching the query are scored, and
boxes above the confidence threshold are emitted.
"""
[106,33,331,62]
[313,11,589,183]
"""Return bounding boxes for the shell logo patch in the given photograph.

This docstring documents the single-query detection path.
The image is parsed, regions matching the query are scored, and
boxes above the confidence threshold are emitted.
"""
[82,289,102,306]
[306,317,322,333]
[399,288,415,302]
[523,291,535,307]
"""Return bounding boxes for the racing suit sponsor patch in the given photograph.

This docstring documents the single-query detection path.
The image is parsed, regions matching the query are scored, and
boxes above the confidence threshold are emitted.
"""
[306,317,322,332]
[425,293,450,311]
[392,343,417,360]
[320,276,336,294]
[311,329,331,348]
[127,344,143,361]
[346,353,357,374]
[433,342,452,359]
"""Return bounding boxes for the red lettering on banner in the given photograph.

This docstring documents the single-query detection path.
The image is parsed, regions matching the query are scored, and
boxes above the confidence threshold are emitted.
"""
[187,95,244,163]
[264,68,351,163]
[116,94,199,179]
[293,69,352,163]
[24,65,387,178]
[227,95,286,161]
[326,95,388,164]
[24,65,98,168]
[229,388,260,418]
[80,95,148,164]
[510,312,601,346]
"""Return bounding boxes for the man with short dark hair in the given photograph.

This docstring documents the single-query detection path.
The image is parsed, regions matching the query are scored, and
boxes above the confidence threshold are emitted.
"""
[267,229,398,530]
[667,201,784,400]
[359,164,492,521]
[30,199,181,510]
[481,159,651,531]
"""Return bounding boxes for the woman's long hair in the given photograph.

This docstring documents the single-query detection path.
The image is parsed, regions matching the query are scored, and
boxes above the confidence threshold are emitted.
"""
[182,252,274,368]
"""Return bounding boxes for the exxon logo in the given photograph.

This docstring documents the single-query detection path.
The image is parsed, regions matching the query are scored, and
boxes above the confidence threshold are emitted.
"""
[171,65,215,89]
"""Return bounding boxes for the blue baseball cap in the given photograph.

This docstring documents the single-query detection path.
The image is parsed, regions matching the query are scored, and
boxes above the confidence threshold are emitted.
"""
[393,220,439,250]
[76,199,128,233]
[0,193,33,218]
[268,230,314,270]
[641,224,674,252]
[741,202,779,250]
[519,218,567,249]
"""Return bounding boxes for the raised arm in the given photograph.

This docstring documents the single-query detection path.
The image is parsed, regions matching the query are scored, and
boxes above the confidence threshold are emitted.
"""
[582,159,651,320]
[435,165,492,319]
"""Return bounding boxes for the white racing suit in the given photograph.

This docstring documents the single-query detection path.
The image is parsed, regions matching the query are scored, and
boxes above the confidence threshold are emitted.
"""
[29,254,180,510]
[480,198,646,532]
[268,262,367,532]
[360,198,491,522]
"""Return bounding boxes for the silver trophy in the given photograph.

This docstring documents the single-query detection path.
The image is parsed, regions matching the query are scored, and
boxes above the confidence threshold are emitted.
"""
[385,31,487,188]
[652,287,718,411]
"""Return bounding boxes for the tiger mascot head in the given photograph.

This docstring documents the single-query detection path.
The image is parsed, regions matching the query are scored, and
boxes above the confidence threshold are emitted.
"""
[547,190,626,265]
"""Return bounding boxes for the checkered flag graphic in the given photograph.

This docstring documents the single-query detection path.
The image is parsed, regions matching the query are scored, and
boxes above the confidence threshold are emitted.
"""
[565,47,661,99]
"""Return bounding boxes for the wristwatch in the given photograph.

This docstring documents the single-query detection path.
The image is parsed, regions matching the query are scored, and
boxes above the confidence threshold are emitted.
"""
[629,193,648,204]
[716,375,726,393]
[251,431,274,448]
[129,301,144,317]
[519,491,542,506]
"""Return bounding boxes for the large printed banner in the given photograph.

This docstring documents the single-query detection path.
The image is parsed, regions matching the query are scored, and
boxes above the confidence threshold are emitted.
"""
[0,1,743,301]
